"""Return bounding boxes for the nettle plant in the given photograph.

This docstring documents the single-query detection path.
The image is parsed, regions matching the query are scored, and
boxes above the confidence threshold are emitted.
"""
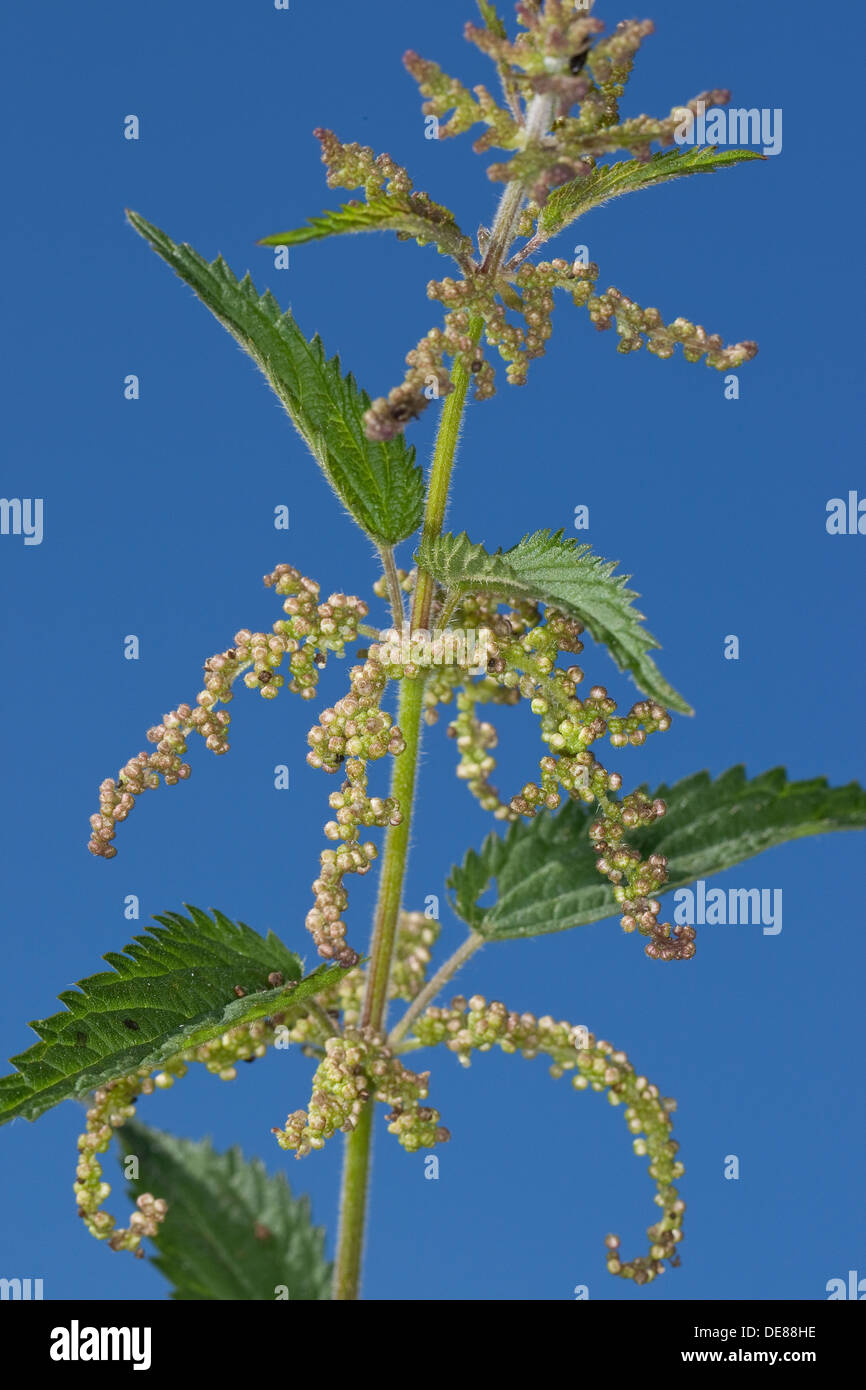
[4,0,865,1301]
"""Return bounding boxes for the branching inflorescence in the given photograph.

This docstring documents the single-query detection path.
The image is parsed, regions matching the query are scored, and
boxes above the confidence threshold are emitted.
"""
[280,2,758,443]
[74,911,682,1284]
[61,0,782,1297]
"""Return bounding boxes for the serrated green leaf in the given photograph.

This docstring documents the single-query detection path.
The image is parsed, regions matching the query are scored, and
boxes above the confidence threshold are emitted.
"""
[417,529,691,714]
[259,195,473,264]
[448,767,866,940]
[126,210,424,544]
[117,1123,331,1300]
[0,908,345,1125]
[539,147,765,241]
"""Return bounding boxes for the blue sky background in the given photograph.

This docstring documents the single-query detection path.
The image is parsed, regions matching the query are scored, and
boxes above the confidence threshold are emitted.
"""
[1,0,863,1302]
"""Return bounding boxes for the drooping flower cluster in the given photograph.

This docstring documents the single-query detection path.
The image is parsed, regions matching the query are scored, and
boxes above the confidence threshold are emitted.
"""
[305,653,408,967]
[413,994,685,1283]
[88,565,367,859]
[272,1028,450,1158]
[590,790,696,961]
[74,1003,330,1255]
[388,910,442,1002]
[414,586,695,959]
[74,1068,176,1254]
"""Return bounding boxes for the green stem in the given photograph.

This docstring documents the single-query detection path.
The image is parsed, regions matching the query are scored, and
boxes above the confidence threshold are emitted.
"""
[304,1000,339,1037]
[388,930,484,1048]
[331,1101,374,1301]
[359,674,426,1032]
[479,92,554,277]
[377,543,406,631]
[411,314,484,633]
[330,104,549,1285]
[331,324,482,1302]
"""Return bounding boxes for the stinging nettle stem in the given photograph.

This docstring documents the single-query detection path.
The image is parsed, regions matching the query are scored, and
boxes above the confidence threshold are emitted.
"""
[480,92,555,277]
[332,121,547,1296]
[377,543,406,631]
[331,344,478,1300]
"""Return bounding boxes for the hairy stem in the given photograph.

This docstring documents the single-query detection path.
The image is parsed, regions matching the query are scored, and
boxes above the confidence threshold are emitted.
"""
[332,131,543,1294]
[389,931,484,1048]
[304,1000,340,1037]
[331,1101,374,1301]
[331,352,476,1299]
[359,674,426,1034]
[377,543,406,630]
[480,92,554,276]
[411,314,484,633]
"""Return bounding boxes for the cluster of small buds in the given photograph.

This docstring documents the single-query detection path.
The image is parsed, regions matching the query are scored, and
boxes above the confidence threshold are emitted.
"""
[411,995,684,1281]
[425,592,694,961]
[306,654,407,967]
[307,658,405,774]
[355,7,758,436]
[419,592,517,728]
[369,624,495,687]
[315,963,366,1031]
[75,998,357,1256]
[544,88,732,174]
[426,260,596,397]
[313,129,474,264]
[368,251,601,436]
[262,564,369,695]
[402,50,521,150]
[465,3,603,84]
[272,1033,371,1157]
[435,598,536,810]
[587,286,758,369]
[513,685,671,815]
[414,994,582,1068]
[315,129,414,197]
[450,689,511,817]
[371,1047,450,1153]
[464,604,666,813]
[573,1042,685,1283]
[180,1009,314,1081]
[364,245,753,432]
[421,661,465,725]
[514,260,564,360]
[364,310,488,441]
[384,1101,449,1153]
[458,9,719,197]
[590,791,697,961]
[74,1065,182,1254]
[89,565,367,858]
[489,259,597,381]
[272,1028,450,1158]
[308,765,402,968]
[307,772,386,969]
[388,910,442,1002]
